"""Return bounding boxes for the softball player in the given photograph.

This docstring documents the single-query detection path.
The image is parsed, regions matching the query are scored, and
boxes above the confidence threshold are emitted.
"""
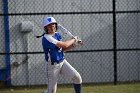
[42,17,82,93]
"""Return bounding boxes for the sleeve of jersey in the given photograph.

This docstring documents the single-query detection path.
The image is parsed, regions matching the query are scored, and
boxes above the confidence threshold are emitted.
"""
[44,34,58,45]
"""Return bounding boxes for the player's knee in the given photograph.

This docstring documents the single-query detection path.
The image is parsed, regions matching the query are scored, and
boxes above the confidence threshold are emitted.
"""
[72,72,82,84]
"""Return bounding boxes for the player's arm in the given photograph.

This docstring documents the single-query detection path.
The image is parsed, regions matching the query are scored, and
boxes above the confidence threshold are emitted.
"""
[63,44,75,52]
[56,39,75,50]
[44,34,76,49]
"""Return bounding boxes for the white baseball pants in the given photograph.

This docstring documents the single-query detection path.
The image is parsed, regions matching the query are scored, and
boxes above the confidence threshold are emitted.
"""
[45,59,82,93]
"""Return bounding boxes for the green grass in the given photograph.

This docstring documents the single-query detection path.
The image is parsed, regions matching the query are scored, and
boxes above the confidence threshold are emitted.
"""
[93,83,140,93]
[0,83,140,93]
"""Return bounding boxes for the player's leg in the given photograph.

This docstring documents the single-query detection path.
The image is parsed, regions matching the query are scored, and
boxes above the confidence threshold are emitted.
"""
[47,64,58,93]
[60,59,82,93]
[43,62,62,93]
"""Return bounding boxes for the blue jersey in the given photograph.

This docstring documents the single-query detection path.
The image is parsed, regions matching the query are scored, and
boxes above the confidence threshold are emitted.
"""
[42,32,65,63]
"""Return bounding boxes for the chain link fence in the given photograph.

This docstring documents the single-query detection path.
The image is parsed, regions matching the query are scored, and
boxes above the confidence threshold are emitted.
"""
[0,0,140,89]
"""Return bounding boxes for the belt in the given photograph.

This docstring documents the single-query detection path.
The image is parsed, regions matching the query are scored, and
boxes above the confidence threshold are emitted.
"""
[51,59,64,65]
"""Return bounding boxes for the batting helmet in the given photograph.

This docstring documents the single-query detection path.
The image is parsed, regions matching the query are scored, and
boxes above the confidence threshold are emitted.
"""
[42,17,58,34]
[43,16,57,27]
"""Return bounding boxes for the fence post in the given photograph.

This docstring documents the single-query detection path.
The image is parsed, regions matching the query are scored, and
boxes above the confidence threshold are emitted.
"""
[112,0,117,85]
[3,0,11,86]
